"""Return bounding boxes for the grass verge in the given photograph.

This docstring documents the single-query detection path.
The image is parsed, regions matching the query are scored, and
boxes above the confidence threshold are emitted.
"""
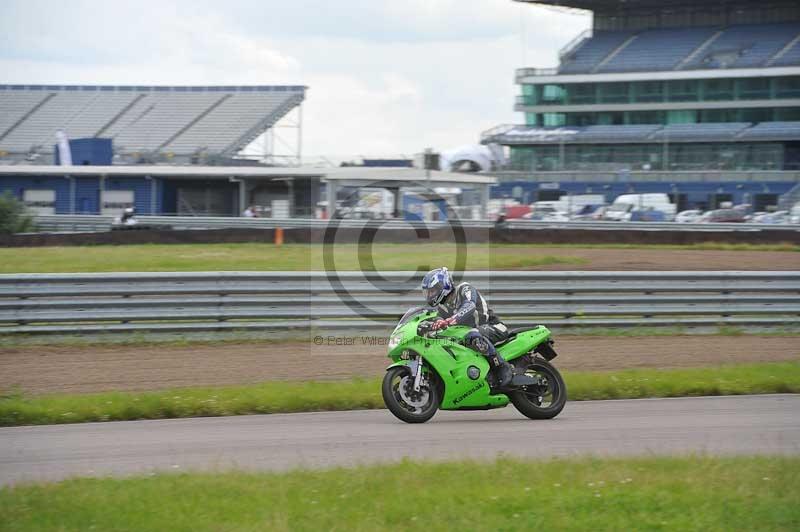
[1,362,797,427]
[0,241,797,273]
[0,243,587,273]
[538,242,800,252]
[1,456,798,531]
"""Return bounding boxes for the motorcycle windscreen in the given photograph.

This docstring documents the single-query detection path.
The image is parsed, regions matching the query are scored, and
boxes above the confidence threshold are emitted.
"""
[396,306,432,327]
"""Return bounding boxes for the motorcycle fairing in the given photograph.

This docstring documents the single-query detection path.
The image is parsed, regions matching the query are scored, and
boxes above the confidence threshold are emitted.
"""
[387,312,552,410]
[496,327,554,361]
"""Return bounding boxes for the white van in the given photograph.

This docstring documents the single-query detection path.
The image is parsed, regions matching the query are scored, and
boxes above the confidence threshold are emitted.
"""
[603,193,676,221]
[528,194,607,219]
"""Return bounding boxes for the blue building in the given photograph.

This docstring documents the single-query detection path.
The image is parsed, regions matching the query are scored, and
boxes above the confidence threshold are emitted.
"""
[0,166,495,219]
[0,165,322,217]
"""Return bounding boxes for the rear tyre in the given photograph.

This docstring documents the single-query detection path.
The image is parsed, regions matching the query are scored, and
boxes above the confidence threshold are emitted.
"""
[510,358,566,420]
[382,366,439,424]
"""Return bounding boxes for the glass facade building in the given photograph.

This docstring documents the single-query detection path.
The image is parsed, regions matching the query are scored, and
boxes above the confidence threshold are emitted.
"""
[503,70,800,171]
[508,143,787,172]
[525,108,800,127]
[518,76,800,127]
[520,76,800,106]
[482,1,800,210]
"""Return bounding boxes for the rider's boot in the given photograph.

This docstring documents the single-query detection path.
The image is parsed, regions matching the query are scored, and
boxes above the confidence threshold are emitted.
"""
[487,353,514,388]
[466,330,514,388]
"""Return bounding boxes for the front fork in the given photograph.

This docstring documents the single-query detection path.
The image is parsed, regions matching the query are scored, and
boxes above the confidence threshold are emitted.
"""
[412,356,424,392]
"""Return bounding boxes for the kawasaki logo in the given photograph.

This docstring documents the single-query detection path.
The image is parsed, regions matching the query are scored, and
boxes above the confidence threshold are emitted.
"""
[453,382,484,404]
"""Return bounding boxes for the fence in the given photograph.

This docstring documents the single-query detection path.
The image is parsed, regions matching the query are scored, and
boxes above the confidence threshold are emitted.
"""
[0,271,797,335]
[29,214,800,234]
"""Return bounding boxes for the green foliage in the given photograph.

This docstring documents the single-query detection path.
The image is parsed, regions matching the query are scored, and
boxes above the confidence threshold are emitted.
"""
[0,191,34,235]
[0,240,797,274]
[1,362,798,427]
[0,243,589,273]
[537,242,800,252]
[1,456,798,531]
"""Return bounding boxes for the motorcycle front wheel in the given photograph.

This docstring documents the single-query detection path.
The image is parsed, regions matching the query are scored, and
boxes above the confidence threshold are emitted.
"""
[382,366,439,424]
[510,358,567,420]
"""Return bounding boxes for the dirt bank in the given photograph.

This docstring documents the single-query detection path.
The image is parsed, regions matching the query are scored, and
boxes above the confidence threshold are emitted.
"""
[1,335,797,395]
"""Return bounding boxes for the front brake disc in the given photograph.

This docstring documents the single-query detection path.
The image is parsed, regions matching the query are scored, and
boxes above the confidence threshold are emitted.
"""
[398,376,430,408]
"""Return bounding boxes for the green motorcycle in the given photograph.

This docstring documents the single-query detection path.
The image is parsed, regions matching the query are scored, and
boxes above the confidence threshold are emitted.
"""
[382,307,567,423]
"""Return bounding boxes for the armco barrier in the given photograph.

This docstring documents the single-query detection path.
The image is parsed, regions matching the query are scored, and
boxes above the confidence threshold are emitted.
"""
[30,214,800,233]
[0,271,797,335]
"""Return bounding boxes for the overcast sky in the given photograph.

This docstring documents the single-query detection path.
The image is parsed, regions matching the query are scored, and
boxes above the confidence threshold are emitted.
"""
[1,0,589,162]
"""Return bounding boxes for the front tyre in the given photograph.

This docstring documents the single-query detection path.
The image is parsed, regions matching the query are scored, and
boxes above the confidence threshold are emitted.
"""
[382,366,439,424]
[510,358,567,420]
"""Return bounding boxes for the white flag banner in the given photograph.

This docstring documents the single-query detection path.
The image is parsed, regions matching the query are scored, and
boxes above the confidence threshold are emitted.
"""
[55,129,72,166]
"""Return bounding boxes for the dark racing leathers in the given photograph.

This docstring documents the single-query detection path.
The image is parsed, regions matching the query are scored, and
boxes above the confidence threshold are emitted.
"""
[437,282,513,385]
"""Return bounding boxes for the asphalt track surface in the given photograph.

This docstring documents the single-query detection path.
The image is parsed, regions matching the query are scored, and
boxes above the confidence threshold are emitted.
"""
[1,394,798,486]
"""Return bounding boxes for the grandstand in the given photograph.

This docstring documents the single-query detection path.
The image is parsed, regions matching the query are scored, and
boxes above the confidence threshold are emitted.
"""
[485,0,800,211]
[0,85,305,164]
[558,24,800,74]
[0,82,498,218]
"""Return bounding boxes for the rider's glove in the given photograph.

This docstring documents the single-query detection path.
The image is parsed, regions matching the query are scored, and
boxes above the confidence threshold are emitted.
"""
[432,317,455,331]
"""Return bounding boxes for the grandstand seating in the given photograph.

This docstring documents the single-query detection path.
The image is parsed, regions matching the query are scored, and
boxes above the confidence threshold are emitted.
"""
[598,27,716,73]
[0,85,305,158]
[1,91,97,152]
[558,31,634,74]
[485,126,580,144]
[107,92,222,152]
[164,91,302,153]
[575,125,662,142]
[686,24,800,69]
[737,121,800,140]
[553,24,800,74]
[771,39,800,67]
[0,91,51,143]
[489,122,800,144]
[649,122,751,141]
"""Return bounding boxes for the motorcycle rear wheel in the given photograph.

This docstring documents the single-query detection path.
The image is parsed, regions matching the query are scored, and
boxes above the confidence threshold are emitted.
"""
[509,358,567,420]
[382,366,439,424]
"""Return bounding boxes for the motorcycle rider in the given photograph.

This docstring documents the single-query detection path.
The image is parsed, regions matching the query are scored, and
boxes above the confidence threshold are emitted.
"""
[421,267,514,387]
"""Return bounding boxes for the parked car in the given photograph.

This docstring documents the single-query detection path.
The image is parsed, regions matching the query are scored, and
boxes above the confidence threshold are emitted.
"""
[590,205,609,220]
[571,204,607,220]
[675,209,703,223]
[522,203,568,221]
[502,204,532,219]
[791,203,800,224]
[603,193,676,221]
[629,209,667,222]
[755,210,790,224]
[744,211,767,222]
[697,209,745,223]
[541,212,570,222]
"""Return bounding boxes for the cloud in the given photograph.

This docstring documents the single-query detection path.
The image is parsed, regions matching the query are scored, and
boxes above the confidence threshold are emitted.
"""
[0,0,590,159]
